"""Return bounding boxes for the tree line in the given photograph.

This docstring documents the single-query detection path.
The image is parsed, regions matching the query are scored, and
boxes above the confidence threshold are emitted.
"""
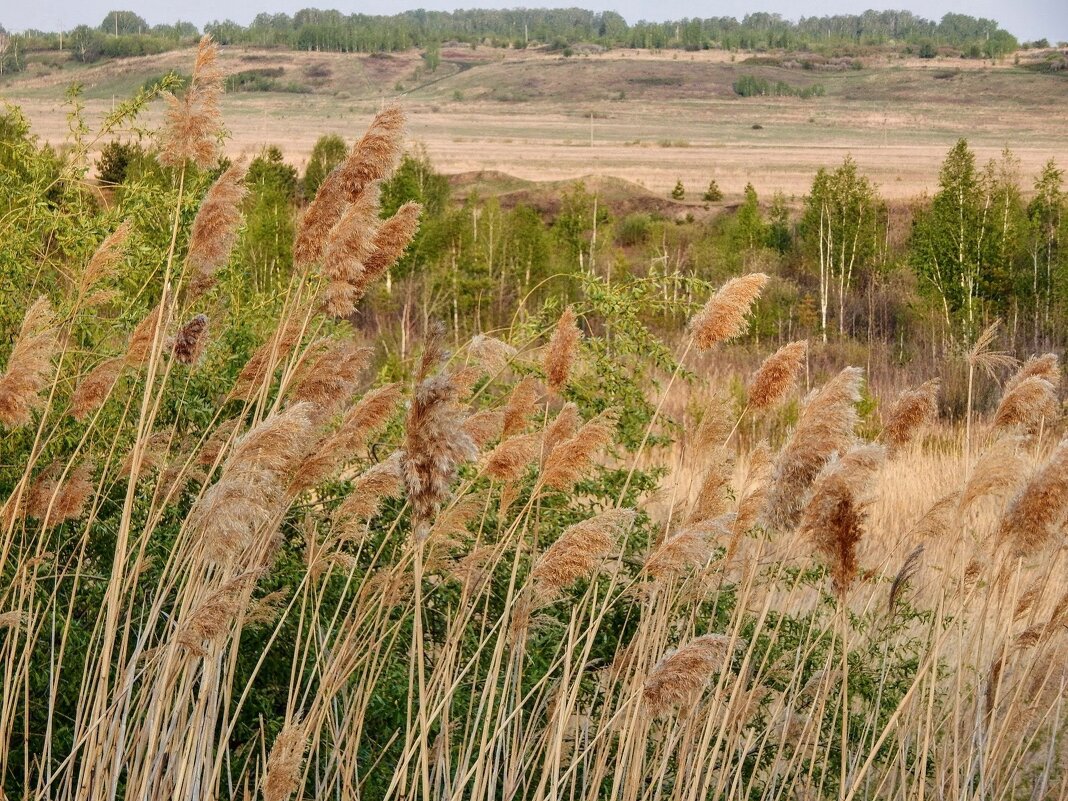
[1,7,1031,71]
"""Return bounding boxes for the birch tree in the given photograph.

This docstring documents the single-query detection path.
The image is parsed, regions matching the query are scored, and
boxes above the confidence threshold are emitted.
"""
[801,157,880,341]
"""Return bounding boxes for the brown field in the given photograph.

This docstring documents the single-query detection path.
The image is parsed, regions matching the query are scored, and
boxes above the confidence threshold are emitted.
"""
[4,43,1068,200]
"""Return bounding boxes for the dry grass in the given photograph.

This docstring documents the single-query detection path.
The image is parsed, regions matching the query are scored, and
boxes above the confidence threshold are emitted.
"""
[6,44,1067,200]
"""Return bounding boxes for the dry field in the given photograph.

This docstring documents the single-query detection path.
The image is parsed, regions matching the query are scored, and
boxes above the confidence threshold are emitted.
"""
[4,44,1068,200]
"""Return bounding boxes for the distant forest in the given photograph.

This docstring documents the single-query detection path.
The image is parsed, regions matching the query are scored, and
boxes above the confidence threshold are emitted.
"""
[0,7,1041,73]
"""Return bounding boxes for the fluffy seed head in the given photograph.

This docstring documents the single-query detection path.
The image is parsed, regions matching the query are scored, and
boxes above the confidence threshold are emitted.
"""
[687,447,733,525]
[0,297,57,428]
[175,572,258,656]
[644,634,737,717]
[25,461,95,530]
[404,331,478,538]
[484,432,542,482]
[541,409,617,491]
[186,163,247,297]
[468,334,517,375]
[172,314,210,365]
[883,379,940,450]
[798,443,885,598]
[159,36,224,169]
[320,185,381,317]
[338,105,406,199]
[463,409,504,449]
[992,376,1059,434]
[644,519,728,580]
[81,221,130,294]
[229,317,305,401]
[762,366,864,530]
[262,721,309,801]
[1004,353,1060,396]
[748,340,807,410]
[531,508,635,599]
[294,106,405,268]
[288,340,371,416]
[290,382,401,493]
[543,306,581,394]
[125,305,164,367]
[353,201,422,298]
[191,404,315,565]
[689,273,768,350]
[997,438,1068,558]
[335,451,405,521]
[70,357,123,422]
[960,437,1028,510]
[503,376,542,438]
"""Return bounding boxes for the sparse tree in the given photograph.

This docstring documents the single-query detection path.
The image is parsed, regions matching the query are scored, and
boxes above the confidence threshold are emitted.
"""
[702,179,723,202]
[671,179,685,200]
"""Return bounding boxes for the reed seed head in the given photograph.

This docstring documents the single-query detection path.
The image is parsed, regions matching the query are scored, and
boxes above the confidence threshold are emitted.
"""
[159,36,224,169]
[997,438,1068,558]
[172,314,210,365]
[798,443,885,598]
[748,340,807,410]
[0,296,58,429]
[883,379,940,450]
[762,366,864,530]
[187,163,247,297]
[644,634,737,717]
[543,306,581,394]
[531,508,635,600]
[689,273,768,350]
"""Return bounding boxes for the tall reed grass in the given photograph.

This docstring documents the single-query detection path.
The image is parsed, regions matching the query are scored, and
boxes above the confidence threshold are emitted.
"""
[2,37,1067,801]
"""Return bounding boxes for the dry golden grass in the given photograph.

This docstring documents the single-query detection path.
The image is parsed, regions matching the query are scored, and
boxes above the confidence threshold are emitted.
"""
[7,44,1067,200]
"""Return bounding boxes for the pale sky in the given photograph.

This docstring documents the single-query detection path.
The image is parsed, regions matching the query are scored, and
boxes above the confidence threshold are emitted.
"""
[7,1,1068,44]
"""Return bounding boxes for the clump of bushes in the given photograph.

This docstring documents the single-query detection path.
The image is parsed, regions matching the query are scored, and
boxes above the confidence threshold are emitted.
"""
[732,74,825,98]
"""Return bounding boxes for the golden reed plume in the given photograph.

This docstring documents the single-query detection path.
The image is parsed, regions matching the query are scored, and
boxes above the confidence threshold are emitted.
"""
[186,163,247,297]
[294,105,406,268]
[544,306,581,394]
[689,273,768,350]
[762,366,864,530]
[798,443,885,598]
[644,634,737,717]
[882,379,940,451]
[748,340,807,410]
[159,35,224,169]
[0,296,57,428]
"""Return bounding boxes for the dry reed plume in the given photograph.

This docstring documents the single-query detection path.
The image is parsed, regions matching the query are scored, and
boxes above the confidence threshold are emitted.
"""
[644,634,736,716]
[531,508,635,599]
[997,438,1068,557]
[762,366,864,530]
[294,105,405,268]
[798,443,884,597]
[0,296,57,428]
[159,35,224,169]
[748,339,807,410]
[403,329,477,537]
[544,306,581,393]
[882,379,940,450]
[689,272,768,349]
[186,162,247,296]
